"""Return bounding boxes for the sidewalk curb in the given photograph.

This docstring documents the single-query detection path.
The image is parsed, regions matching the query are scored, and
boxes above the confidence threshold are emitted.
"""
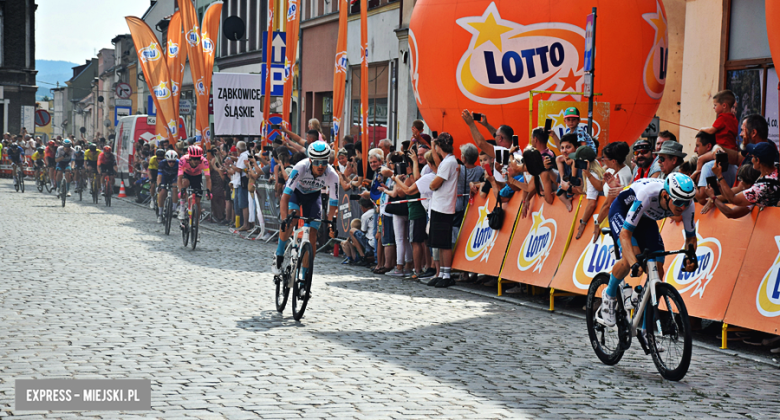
[116,194,780,370]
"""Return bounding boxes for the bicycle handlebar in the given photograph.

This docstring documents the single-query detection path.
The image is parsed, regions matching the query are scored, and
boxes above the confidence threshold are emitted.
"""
[631,244,697,277]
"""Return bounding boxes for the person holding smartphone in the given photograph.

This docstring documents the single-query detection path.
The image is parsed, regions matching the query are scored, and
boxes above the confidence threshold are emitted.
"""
[693,131,737,204]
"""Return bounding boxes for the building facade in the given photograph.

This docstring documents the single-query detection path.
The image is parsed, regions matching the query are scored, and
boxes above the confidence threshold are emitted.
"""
[0,0,37,135]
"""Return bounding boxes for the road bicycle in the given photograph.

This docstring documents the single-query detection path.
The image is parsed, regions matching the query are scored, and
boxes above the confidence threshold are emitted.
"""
[12,162,25,193]
[103,173,112,207]
[73,167,86,201]
[274,212,333,321]
[160,183,175,236]
[35,167,50,193]
[58,170,70,207]
[180,187,201,250]
[586,228,696,381]
[89,170,99,204]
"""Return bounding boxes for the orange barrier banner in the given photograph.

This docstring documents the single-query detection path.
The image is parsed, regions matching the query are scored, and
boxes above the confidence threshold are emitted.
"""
[179,0,208,143]
[360,0,368,174]
[126,17,178,142]
[724,207,780,335]
[282,0,301,127]
[166,10,187,143]
[550,197,622,293]
[199,1,223,149]
[452,194,521,277]
[262,0,274,144]
[500,196,579,287]
[660,204,758,321]
[331,0,349,144]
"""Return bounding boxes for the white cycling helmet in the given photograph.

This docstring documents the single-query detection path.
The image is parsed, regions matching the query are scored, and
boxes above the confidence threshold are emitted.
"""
[307,140,331,160]
[74,145,82,153]
[664,173,696,205]
[165,150,179,161]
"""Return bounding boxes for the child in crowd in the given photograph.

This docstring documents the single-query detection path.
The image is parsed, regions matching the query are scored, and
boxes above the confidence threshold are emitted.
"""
[697,90,741,172]
[346,198,376,266]
[340,219,363,265]
[553,133,582,211]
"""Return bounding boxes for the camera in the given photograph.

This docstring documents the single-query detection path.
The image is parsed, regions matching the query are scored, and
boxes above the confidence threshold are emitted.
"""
[473,113,483,122]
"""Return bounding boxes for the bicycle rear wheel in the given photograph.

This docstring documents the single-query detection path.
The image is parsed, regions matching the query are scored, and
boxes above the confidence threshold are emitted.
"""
[105,177,111,207]
[586,273,625,366]
[647,283,692,381]
[190,202,199,250]
[164,195,173,235]
[181,206,190,247]
[292,242,314,321]
[275,244,294,312]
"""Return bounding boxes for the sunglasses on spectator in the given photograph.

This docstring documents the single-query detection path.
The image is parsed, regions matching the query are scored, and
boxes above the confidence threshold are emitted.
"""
[633,149,650,156]
[657,156,669,163]
[312,159,328,167]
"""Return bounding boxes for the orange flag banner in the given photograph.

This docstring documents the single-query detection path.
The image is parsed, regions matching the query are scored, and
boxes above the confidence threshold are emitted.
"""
[126,17,179,142]
[167,10,188,137]
[180,0,208,144]
[360,0,369,175]
[262,0,275,143]
[282,0,300,128]
[200,1,223,149]
[331,0,349,145]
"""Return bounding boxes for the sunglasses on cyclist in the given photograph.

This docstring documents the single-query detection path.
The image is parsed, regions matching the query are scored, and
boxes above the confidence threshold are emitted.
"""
[669,197,690,209]
[312,159,328,167]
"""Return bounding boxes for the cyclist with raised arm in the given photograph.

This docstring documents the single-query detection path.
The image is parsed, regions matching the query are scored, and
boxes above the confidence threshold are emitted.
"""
[6,139,25,188]
[97,146,118,195]
[599,174,699,335]
[177,146,212,220]
[54,139,74,197]
[271,141,340,276]
[156,150,179,223]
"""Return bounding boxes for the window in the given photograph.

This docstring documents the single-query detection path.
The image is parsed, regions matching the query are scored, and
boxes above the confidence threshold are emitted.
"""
[725,0,775,143]
[350,0,399,15]
[350,63,389,146]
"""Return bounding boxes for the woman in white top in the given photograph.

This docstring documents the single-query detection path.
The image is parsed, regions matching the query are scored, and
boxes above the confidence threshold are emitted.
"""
[591,141,633,243]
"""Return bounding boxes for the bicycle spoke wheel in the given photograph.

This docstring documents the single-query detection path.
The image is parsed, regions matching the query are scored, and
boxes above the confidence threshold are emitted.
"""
[105,178,111,207]
[292,242,314,321]
[190,202,199,250]
[92,177,98,203]
[585,273,625,366]
[164,196,173,235]
[14,169,19,192]
[37,174,43,192]
[647,283,692,381]
[78,179,82,201]
[60,178,67,207]
[20,173,24,193]
[275,244,295,312]
[181,208,190,247]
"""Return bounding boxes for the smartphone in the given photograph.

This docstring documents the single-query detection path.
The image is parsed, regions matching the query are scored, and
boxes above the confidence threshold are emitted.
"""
[349,194,362,201]
[574,159,589,170]
[395,162,408,176]
[473,113,483,122]
[497,149,510,166]
[432,131,438,139]
[544,118,553,134]
[715,152,728,170]
[401,140,411,151]
[263,145,274,152]
[512,135,518,147]
[706,176,722,196]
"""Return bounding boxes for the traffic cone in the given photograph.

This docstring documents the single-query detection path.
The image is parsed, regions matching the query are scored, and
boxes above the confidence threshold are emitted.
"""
[118,181,127,198]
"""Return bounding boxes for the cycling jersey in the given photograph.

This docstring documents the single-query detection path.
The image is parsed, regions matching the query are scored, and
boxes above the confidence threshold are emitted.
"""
[158,159,179,185]
[44,146,56,158]
[177,154,210,177]
[283,159,340,207]
[31,151,43,161]
[84,150,100,161]
[74,151,85,162]
[148,156,159,170]
[98,152,116,168]
[615,177,695,238]
[7,144,24,162]
[55,146,73,162]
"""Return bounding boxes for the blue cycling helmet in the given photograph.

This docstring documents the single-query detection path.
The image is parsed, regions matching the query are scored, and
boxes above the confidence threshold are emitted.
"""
[63,139,72,146]
[307,140,331,160]
[664,173,696,204]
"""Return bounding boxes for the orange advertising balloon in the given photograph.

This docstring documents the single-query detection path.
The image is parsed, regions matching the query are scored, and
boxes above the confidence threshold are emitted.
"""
[408,0,669,153]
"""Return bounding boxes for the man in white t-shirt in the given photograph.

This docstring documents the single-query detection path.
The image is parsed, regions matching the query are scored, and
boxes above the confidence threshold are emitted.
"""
[427,132,459,288]
[461,110,514,185]
[234,141,252,230]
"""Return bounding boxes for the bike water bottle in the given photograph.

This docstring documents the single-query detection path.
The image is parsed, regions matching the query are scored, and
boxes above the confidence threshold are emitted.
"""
[631,285,643,309]
[621,283,634,310]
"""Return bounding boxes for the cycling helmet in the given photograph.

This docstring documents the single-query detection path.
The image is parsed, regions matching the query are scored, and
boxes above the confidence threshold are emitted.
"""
[37,146,44,152]
[307,141,331,160]
[103,146,112,153]
[63,139,72,146]
[664,173,696,205]
[187,145,203,158]
[155,148,165,158]
[165,150,179,161]
[48,140,56,147]
[89,143,97,150]
[74,146,82,153]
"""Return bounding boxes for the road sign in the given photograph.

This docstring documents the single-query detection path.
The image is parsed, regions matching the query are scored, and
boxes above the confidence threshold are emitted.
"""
[266,113,283,142]
[116,98,132,107]
[179,99,193,115]
[116,82,132,99]
[34,109,51,127]
[583,73,593,97]
[147,95,157,116]
[261,64,285,96]
[584,13,595,72]
[262,32,286,64]
[115,106,131,125]
[21,105,35,131]
[642,116,660,137]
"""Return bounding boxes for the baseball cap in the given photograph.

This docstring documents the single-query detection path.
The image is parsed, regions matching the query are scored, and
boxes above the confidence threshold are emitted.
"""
[569,145,597,162]
[563,107,580,118]
[743,142,779,165]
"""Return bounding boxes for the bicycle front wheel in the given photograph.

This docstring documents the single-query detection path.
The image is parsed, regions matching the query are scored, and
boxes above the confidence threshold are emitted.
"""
[647,283,692,381]
[190,202,199,250]
[586,273,625,366]
[292,242,314,321]
[275,244,295,312]
[37,173,43,192]
[105,178,111,207]
[19,171,24,193]
[60,177,67,207]
[164,195,173,235]
[14,168,19,192]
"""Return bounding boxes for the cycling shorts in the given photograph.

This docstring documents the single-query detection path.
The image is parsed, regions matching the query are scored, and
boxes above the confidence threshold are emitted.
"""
[86,160,98,170]
[182,172,202,197]
[160,171,177,187]
[287,190,322,229]
[46,157,56,168]
[608,192,665,262]
[9,155,23,165]
[55,161,71,171]
[149,169,158,182]
[73,160,85,169]
[99,165,115,176]
[34,160,45,168]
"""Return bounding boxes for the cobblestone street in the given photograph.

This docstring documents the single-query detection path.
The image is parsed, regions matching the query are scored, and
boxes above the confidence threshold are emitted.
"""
[1,179,779,419]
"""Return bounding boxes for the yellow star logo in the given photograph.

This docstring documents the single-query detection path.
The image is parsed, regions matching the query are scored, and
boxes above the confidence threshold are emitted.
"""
[548,110,567,130]
[530,204,545,231]
[468,12,513,50]
[643,1,667,46]
[477,199,490,225]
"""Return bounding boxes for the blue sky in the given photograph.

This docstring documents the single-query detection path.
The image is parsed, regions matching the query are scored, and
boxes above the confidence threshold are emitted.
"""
[36,0,151,62]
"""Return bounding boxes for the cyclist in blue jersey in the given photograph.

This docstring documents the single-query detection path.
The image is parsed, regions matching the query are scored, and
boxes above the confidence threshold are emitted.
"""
[6,140,25,187]
[272,141,340,275]
[599,173,699,330]
[55,139,75,197]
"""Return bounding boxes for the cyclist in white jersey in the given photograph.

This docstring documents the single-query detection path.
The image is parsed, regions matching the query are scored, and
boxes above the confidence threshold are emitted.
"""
[272,141,340,275]
[599,174,699,329]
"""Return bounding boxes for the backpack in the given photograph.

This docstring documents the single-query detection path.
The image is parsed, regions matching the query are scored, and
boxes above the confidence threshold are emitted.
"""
[487,199,504,230]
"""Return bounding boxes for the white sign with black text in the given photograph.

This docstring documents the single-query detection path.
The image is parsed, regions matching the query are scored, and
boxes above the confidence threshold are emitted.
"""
[212,73,265,136]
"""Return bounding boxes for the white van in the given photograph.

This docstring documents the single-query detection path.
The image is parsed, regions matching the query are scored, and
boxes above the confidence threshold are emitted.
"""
[115,115,156,188]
